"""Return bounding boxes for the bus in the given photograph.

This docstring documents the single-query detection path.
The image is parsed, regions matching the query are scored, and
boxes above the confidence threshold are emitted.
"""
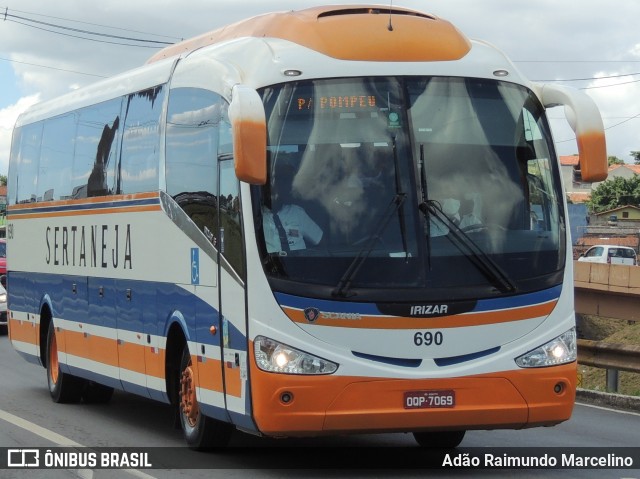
[7,5,607,449]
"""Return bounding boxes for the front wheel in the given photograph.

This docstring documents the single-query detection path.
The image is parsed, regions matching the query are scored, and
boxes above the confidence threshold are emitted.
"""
[178,344,233,449]
[413,430,466,448]
[46,322,84,403]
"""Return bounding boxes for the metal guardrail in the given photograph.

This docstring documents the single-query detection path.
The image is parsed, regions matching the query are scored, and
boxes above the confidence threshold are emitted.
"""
[577,339,640,393]
[574,261,640,393]
[577,339,640,374]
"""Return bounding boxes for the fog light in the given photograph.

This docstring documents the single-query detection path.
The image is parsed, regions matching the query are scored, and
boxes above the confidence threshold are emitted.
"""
[554,382,565,394]
[281,392,293,404]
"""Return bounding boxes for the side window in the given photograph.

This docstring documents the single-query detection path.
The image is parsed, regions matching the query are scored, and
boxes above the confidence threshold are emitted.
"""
[37,113,76,201]
[166,87,220,243]
[219,160,244,279]
[588,247,602,258]
[74,99,122,198]
[12,122,43,204]
[118,85,166,194]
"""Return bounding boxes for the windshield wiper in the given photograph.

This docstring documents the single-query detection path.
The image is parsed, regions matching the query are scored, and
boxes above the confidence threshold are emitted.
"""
[332,136,409,298]
[418,200,516,294]
[332,193,406,298]
[391,136,409,261]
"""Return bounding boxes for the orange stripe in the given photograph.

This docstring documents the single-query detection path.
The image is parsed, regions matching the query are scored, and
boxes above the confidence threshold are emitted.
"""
[282,301,557,330]
[145,348,166,379]
[195,356,224,393]
[56,327,165,379]
[8,317,38,344]
[88,335,119,368]
[59,329,84,357]
[8,192,160,212]
[11,205,161,220]
[224,364,243,398]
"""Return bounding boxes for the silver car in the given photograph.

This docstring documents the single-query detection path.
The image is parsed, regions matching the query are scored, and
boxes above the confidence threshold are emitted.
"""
[578,245,637,266]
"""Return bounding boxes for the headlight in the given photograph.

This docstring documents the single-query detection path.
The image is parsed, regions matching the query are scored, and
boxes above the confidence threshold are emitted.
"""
[0,294,6,302]
[254,336,338,375]
[515,328,577,368]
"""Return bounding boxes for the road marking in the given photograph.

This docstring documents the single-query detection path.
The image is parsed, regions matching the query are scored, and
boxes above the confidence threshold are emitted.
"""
[0,408,157,479]
[576,401,640,417]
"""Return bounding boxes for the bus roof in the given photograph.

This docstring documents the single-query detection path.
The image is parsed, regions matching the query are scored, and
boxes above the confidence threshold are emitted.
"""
[147,5,471,64]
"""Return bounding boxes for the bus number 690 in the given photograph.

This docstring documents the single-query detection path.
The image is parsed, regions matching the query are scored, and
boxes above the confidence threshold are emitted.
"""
[413,331,443,346]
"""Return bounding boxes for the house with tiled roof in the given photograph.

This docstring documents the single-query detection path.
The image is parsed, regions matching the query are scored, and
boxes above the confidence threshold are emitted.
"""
[607,163,640,179]
[560,156,640,204]
[591,205,640,223]
[560,155,593,202]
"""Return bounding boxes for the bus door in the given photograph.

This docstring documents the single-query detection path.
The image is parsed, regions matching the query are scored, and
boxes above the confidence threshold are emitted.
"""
[217,159,252,425]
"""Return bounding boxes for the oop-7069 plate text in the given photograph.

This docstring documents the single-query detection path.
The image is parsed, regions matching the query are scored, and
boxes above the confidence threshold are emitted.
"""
[404,390,455,409]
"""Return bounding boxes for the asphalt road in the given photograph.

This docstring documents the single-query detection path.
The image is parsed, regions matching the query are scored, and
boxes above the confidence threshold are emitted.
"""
[0,334,638,479]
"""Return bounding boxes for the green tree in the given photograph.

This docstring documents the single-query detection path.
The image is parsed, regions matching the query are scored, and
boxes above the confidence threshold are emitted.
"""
[587,175,640,213]
[631,151,640,165]
[0,175,6,187]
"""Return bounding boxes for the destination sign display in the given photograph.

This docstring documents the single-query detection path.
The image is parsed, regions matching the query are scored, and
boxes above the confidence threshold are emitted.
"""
[297,95,377,111]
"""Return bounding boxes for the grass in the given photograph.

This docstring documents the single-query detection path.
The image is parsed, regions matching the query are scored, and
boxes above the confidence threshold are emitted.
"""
[576,315,640,396]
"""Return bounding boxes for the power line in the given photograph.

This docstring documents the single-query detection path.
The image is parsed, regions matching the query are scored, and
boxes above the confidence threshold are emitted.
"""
[581,78,640,90]
[1,5,182,41]
[0,56,106,78]
[516,60,640,63]
[1,7,177,48]
[554,113,640,144]
[5,12,174,46]
[534,72,640,82]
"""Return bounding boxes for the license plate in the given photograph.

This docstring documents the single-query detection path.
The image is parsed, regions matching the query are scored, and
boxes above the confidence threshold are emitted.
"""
[404,390,455,409]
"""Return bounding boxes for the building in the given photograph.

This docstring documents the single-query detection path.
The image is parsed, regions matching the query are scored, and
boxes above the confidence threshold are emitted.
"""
[560,155,593,200]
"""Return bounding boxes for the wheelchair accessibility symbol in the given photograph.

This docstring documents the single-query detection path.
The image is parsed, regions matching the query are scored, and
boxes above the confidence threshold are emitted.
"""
[191,248,200,285]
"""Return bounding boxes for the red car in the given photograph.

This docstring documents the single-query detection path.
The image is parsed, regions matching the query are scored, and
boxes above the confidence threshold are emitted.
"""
[0,238,5,275]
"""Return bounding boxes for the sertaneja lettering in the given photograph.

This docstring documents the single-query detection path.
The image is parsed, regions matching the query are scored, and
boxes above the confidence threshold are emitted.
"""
[46,224,132,269]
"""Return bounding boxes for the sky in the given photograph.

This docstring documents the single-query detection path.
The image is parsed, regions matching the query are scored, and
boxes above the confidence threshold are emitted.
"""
[2,0,640,178]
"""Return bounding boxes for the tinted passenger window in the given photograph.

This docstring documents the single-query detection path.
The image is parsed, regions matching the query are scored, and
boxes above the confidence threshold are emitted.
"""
[166,87,220,242]
[38,113,76,201]
[73,99,122,198]
[118,85,165,194]
[12,122,43,204]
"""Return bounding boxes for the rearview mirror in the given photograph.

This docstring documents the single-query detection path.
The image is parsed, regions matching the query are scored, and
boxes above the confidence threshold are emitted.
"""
[538,83,607,182]
[228,84,267,185]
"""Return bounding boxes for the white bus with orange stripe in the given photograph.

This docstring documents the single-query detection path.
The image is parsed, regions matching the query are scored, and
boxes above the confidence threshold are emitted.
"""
[7,5,606,448]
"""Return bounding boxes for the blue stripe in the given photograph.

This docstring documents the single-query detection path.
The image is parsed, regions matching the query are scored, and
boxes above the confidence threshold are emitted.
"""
[9,197,160,217]
[274,292,382,315]
[434,346,501,367]
[275,284,562,316]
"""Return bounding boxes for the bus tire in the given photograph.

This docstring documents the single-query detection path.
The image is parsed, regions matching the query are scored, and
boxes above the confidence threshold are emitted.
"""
[412,430,466,448]
[178,344,233,449]
[82,381,114,404]
[46,322,85,403]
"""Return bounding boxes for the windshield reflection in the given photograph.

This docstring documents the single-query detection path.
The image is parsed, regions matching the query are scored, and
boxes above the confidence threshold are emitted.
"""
[253,77,565,301]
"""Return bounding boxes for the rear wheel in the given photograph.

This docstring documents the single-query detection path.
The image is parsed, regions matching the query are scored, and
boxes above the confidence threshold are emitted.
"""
[178,344,233,449]
[413,430,466,448]
[46,322,84,403]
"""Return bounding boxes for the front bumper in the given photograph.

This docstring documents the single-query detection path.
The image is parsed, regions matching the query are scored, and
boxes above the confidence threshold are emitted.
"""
[250,360,576,437]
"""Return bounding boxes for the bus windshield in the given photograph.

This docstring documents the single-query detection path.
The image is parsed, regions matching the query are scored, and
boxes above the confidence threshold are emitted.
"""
[253,77,566,301]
